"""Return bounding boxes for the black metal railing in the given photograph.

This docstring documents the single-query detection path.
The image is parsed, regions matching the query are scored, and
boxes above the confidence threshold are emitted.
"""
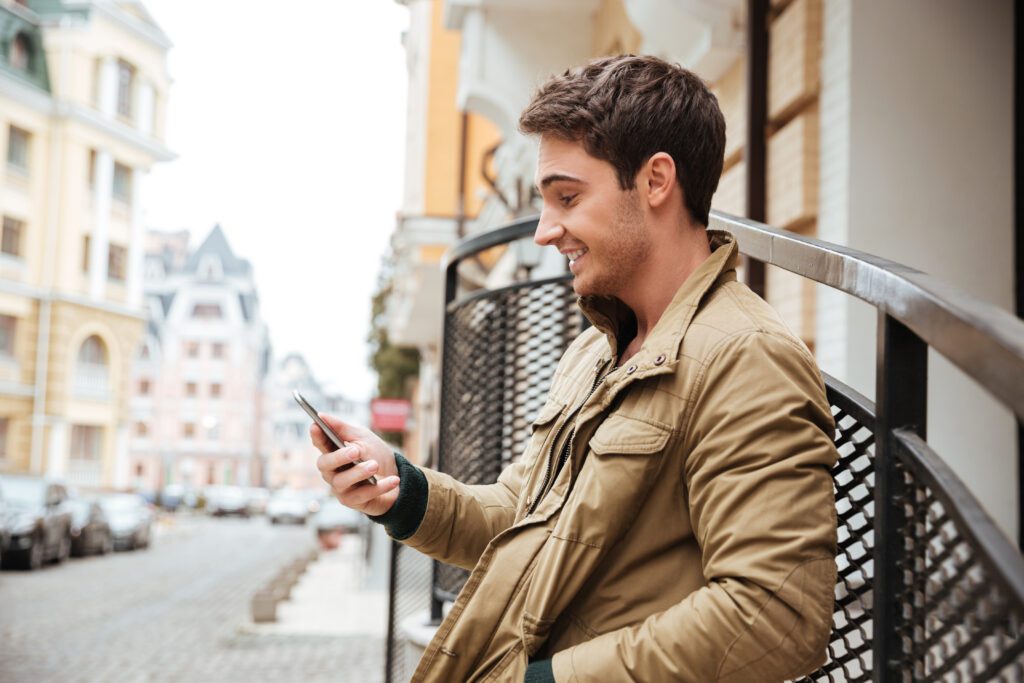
[384,212,1024,682]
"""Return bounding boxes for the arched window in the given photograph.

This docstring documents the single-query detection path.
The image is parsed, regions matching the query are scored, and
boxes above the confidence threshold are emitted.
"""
[74,335,109,396]
[9,34,30,71]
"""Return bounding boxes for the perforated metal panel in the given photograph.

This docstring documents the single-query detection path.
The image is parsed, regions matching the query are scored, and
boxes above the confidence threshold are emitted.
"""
[890,442,1024,682]
[434,276,582,600]
[385,541,433,683]
[795,379,877,682]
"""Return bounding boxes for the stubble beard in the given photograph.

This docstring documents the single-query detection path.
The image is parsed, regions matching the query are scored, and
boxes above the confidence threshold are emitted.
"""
[573,191,651,298]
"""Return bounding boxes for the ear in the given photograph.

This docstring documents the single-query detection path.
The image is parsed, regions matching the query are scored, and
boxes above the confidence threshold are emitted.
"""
[643,152,677,209]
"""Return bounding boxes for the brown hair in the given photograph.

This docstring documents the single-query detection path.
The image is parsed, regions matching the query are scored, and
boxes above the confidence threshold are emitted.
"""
[519,54,726,226]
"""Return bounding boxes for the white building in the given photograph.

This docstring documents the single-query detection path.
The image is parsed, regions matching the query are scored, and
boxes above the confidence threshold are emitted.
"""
[128,225,272,492]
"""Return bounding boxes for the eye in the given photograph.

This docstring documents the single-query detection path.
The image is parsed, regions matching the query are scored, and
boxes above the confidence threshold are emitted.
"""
[559,194,578,206]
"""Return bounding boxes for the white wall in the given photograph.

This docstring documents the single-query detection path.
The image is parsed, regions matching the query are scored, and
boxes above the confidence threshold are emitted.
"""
[819,0,1016,539]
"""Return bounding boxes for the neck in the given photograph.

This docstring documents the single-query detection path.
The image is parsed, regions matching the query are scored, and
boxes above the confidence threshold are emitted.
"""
[618,226,711,345]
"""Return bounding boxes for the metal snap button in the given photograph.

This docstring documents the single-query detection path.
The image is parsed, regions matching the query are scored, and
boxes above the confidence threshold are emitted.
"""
[626,364,637,374]
[654,354,666,365]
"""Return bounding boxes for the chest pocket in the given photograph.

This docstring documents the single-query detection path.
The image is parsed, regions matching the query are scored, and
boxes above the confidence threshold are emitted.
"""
[552,414,674,547]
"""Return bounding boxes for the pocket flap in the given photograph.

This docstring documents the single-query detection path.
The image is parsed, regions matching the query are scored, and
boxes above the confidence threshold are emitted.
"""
[530,400,564,429]
[590,415,672,455]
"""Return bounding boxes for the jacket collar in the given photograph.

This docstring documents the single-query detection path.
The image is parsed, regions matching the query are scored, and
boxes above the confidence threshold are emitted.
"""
[577,230,739,368]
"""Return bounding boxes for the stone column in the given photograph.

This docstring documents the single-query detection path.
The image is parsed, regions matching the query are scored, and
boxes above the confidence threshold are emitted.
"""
[46,419,68,479]
[126,167,147,308]
[89,149,113,300]
[97,56,118,117]
[136,80,154,135]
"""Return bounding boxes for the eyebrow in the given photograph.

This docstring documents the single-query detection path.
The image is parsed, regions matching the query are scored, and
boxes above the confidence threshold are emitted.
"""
[536,173,586,192]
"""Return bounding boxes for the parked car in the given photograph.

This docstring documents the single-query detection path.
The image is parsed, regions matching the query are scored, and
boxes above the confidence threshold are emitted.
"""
[0,475,74,570]
[265,489,309,525]
[205,486,250,517]
[67,498,113,557]
[312,497,365,550]
[159,484,186,512]
[243,487,270,516]
[97,493,152,550]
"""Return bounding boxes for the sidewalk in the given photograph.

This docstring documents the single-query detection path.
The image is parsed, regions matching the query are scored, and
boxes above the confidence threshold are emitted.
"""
[242,530,388,638]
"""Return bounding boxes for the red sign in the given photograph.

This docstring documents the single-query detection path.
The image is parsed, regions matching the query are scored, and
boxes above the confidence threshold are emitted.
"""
[371,398,412,432]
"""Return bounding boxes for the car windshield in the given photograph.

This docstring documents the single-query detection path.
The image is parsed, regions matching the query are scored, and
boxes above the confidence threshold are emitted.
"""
[99,495,140,513]
[0,478,45,507]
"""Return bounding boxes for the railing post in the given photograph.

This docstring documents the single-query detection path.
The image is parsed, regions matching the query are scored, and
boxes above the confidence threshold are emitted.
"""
[874,313,928,682]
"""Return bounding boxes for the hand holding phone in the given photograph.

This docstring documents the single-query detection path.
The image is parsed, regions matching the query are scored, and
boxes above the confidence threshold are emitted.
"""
[293,390,378,486]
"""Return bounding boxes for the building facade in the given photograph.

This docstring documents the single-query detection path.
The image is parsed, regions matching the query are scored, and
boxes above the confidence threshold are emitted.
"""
[0,0,173,489]
[128,225,272,493]
[386,0,1017,539]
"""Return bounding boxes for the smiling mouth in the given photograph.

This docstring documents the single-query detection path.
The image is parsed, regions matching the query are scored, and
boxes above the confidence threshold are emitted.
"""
[565,247,588,264]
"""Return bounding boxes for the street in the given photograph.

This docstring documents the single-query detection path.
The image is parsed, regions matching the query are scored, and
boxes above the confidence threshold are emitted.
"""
[0,515,385,683]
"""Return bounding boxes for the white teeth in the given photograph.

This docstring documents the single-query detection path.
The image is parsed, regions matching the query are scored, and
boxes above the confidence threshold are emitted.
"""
[565,248,588,262]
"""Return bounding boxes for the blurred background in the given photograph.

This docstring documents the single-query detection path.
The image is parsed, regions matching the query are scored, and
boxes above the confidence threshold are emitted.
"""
[0,0,1016,681]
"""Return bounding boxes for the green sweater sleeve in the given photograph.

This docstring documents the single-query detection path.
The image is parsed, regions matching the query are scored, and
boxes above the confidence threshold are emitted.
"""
[525,659,554,683]
[366,452,429,541]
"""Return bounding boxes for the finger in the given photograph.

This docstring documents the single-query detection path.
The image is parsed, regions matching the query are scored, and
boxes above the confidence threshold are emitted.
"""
[329,459,381,492]
[318,413,371,443]
[316,445,363,474]
[309,423,332,454]
[338,475,400,508]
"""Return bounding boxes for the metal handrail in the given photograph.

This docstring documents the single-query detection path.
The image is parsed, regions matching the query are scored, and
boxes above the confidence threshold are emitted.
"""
[442,211,1024,419]
[709,211,1024,419]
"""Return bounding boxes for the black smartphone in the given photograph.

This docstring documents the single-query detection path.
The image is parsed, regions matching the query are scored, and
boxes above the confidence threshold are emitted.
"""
[292,390,378,485]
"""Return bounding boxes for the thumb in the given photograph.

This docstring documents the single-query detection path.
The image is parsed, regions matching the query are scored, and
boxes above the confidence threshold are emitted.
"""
[318,413,371,444]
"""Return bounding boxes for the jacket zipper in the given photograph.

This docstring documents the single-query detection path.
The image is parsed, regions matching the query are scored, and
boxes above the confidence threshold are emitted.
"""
[527,361,611,516]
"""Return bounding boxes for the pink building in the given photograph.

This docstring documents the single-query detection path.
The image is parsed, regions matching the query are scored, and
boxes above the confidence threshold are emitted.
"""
[128,226,272,494]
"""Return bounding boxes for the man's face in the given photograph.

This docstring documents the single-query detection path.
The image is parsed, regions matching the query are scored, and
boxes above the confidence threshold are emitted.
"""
[533,136,651,299]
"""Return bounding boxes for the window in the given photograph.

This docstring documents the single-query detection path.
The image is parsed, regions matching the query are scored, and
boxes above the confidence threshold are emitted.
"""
[108,243,127,280]
[82,235,91,272]
[0,315,15,356]
[211,342,225,358]
[138,378,151,395]
[116,59,134,118]
[185,382,197,398]
[184,341,200,358]
[112,162,132,203]
[135,462,144,477]
[183,422,196,439]
[191,303,223,319]
[70,425,102,460]
[135,422,148,437]
[0,417,9,460]
[210,383,222,399]
[74,335,109,396]
[7,125,29,172]
[9,33,30,71]
[2,216,24,258]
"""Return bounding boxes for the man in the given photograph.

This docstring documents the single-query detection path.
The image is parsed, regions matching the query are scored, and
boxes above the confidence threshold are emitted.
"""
[313,55,838,682]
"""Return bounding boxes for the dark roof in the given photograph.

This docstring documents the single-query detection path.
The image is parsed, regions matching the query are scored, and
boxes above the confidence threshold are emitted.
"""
[185,224,251,276]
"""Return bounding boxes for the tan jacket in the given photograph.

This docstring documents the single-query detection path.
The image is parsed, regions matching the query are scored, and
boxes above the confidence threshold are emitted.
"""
[405,231,838,682]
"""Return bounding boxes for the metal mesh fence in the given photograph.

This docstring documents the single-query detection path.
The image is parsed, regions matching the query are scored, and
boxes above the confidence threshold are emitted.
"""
[434,276,582,600]
[891,443,1024,682]
[385,541,433,683]
[795,379,877,682]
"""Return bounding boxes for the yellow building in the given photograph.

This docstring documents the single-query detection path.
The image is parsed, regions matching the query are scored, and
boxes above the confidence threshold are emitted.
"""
[0,0,173,489]
[388,0,501,464]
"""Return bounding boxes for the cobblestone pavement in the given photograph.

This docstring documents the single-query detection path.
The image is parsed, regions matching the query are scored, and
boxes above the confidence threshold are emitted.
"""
[0,515,384,683]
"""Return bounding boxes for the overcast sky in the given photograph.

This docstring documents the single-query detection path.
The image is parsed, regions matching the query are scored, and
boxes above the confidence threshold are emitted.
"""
[143,1,410,402]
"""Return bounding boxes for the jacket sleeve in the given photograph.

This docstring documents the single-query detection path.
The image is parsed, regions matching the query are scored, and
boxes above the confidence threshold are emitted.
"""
[552,332,838,682]
[399,455,533,570]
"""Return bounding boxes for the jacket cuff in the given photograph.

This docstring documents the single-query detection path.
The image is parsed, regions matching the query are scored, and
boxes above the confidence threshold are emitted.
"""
[525,659,555,683]
[366,452,428,540]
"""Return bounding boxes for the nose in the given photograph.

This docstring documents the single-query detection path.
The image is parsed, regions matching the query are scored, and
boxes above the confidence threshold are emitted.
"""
[534,210,564,247]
